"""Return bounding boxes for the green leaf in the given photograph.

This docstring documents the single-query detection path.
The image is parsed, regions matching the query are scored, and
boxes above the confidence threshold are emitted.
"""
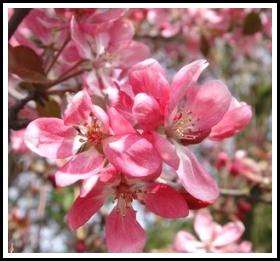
[243,12,262,35]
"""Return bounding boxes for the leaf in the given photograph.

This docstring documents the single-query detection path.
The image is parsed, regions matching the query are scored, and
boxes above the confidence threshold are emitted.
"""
[243,12,262,35]
[36,98,61,117]
[8,45,47,83]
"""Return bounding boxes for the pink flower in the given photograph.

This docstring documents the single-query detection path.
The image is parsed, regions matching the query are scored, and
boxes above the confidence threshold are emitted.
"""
[70,15,150,68]
[10,129,29,154]
[173,209,252,253]
[209,98,252,140]
[123,58,251,208]
[24,90,162,187]
[67,165,189,252]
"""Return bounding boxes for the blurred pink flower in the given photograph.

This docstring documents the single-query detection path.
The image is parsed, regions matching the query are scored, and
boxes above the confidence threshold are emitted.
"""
[10,129,29,154]
[173,209,252,253]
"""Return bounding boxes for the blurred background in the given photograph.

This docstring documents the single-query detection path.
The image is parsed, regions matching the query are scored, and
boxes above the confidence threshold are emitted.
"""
[8,8,272,253]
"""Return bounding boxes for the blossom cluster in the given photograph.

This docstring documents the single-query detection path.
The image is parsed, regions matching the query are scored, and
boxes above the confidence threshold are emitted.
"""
[8,8,254,252]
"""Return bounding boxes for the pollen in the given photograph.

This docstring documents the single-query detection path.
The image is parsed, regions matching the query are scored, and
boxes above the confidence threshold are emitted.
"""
[170,109,199,140]
[86,117,104,145]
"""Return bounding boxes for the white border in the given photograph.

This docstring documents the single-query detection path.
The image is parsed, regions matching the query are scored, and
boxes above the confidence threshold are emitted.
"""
[3,3,277,259]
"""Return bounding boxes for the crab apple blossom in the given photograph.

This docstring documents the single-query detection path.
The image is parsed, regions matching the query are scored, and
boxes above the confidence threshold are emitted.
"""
[173,209,252,253]
[24,90,162,187]
[67,165,189,252]
[122,58,251,208]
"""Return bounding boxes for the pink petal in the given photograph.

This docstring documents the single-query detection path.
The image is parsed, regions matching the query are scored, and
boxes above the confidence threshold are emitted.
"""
[80,175,100,198]
[105,207,146,252]
[92,104,110,133]
[185,80,232,131]
[90,9,127,24]
[194,209,215,242]
[132,93,162,131]
[181,191,214,210]
[145,183,189,218]
[67,182,105,230]
[61,42,81,64]
[113,41,150,68]
[24,118,77,159]
[109,19,134,47]
[209,98,252,140]
[54,148,104,187]
[107,107,136,135]
[11,129,29,153]
[150,132,180,169]
[212,221,245,247]
[70,16,92,59]
[168,59,209,116]
[177,147,219,204]
[80,165,119,197]
[63,91,92,126]
[173,231,205,253]
[129,58,170,112]
[103,134,162,180]
[238,241,252,253]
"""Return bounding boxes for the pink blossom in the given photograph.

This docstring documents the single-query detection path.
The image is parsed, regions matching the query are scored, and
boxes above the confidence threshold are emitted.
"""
[10,129,29,154]
[24,90,162,186]
[70,15,150,68]
[123,58,251,208]
[173,209,252,253]
[67,165,189,252]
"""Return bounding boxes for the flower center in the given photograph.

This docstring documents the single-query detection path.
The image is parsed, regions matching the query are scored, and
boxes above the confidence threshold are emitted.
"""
[169,109,199,140]
[86,117,104,145]
[114,181,147,216]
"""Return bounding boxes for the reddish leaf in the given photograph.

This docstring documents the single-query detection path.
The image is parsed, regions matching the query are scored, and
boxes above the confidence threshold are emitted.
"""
[8,45,47,83]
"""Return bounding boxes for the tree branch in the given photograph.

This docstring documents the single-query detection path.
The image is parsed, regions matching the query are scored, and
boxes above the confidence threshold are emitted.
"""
[8,8,32,40]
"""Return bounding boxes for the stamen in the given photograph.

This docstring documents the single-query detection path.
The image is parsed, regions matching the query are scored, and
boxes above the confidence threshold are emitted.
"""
[170,109,199,140]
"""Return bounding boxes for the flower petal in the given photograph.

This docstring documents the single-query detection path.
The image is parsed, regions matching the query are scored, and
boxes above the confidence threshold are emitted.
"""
[70,16,92,59]
[168,59,209,117]
[194,209,215,242]
[92,104,110,133]
[129,58,170,112]
[63,91,92,126]
[209,98,252,140]
[145,183,189,218]
[103,134,162,180]
[54,148,104,187]
[184,80,232,131]
[151,132,180,170]
[24,118,77,159]
[173,231,205,253]
[107,107,136,135]
[177,147,219,204]
[114,41,150,68]
[11,129,29,153]
[132,93,162,131]
[105,207,146,252]
[90,9,126,24]
[109,19,134,47]
[212,221,245,247]
[67,182,105,230]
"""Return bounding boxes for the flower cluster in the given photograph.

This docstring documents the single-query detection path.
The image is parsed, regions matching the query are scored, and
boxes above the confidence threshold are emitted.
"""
[9,8,254,253]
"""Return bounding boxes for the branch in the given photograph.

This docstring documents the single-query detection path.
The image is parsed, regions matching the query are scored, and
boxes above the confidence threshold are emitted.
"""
[8,8,32,40]
[8,92,36,130]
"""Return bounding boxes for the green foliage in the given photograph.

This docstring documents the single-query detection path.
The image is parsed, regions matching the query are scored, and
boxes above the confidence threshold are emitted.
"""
[249,203,272,252]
